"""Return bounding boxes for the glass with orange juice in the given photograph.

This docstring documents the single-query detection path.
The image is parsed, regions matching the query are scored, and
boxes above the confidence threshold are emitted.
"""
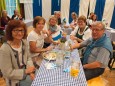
[70,61,80,77]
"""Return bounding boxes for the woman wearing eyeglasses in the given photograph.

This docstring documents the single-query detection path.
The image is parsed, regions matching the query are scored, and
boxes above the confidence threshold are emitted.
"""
[70,15,92,43]
[0,20,35,86]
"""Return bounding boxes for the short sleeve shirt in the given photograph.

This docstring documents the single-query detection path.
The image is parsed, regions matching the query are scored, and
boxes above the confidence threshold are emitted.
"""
[27,30,45,57]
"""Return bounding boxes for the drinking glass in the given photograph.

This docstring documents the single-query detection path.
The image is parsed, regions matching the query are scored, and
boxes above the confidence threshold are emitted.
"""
[70,61,80,77]
[56,51,64,66]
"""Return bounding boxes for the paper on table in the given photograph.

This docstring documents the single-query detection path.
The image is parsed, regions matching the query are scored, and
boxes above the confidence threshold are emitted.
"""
[63,66,71,72]
[45,63,57,69]
[111,29,115,32]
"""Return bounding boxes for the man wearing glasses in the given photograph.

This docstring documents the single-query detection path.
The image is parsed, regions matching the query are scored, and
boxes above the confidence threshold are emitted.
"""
[71,21,113,80]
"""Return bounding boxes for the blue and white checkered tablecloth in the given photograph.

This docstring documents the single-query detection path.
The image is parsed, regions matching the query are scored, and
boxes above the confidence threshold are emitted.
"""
[31,49,87,86]
[105,29,115,41]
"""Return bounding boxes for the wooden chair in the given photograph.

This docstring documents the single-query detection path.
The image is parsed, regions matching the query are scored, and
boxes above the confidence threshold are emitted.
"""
[0,27,5,43]
[108,50,115,70]
[87,76,107,86]
[108,41,115,70]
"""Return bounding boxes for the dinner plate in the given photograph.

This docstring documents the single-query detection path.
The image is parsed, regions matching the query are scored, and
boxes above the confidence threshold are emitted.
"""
[42,51,57,60]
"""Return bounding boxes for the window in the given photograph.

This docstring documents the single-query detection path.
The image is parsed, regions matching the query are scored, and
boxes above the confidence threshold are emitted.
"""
[5,0,18,17]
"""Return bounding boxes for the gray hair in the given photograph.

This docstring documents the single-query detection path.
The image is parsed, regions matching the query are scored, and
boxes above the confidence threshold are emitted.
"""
[91,21,105,30]
[49,15,57,23]
[71,12,77,17]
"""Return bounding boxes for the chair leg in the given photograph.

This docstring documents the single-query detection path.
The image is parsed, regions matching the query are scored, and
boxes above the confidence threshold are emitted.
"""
[110,58,115,70]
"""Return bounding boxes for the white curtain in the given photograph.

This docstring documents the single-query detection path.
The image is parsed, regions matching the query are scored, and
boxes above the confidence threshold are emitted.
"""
[89,0,96,14]
[24,3,33,20]
[61,0,70,23]
[79,0,90,17]
[102,0,114,27]
[20,0,33,3]
[42,0,51,22]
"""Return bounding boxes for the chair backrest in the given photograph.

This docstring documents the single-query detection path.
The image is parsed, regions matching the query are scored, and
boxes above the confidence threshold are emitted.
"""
[108,42,115,70]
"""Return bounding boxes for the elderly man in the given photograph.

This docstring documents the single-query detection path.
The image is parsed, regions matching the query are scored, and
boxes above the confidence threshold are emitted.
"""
[11,9,23,20]
[54,11,61,25]
[71,21,113,80]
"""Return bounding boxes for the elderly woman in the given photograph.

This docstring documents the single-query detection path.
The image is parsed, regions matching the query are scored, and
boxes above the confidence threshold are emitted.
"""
[0,20,35,86]
[64,12,78,30]
[88,14,98,27]
[70,12,78,30]
[48,15,63,41]
[70,15,92,43]
[27,16,55,67]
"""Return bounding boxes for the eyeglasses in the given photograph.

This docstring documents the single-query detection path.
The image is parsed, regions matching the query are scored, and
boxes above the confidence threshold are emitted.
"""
[91,28,103,32]
[13,30,25,33]
[78,21,85,24]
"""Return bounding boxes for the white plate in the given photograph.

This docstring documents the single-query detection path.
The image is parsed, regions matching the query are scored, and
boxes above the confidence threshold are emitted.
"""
[42,51,57,60]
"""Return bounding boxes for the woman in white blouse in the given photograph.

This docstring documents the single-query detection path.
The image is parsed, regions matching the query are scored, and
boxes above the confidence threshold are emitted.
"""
[27,16,55,68]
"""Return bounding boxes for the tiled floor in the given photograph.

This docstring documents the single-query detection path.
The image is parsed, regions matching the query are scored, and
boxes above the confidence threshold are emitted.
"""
[102,62,115,86]
[102,68,115,86]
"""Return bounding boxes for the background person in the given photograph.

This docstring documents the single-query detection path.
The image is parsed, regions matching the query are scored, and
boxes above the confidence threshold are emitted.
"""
[0,10,10,29]
[54,11,61,25]
[87,14,98,27]
[64,12,78,30]
[70,12,78,30]
[12,9,23,20]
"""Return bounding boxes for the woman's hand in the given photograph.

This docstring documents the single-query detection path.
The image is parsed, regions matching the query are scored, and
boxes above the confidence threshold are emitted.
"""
[64,25,69,28]
[70,35,77,40]
[62,32,67,38]
[70,25,75,30]
[25,66,35,74]
[42,30,49,35]
[29,73,35,80]
[46,46,54,51]
[52,40,60,45]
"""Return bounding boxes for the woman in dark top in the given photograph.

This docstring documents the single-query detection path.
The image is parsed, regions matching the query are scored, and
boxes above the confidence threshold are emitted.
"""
[1,10,10,28]
[70,15,91,43]
[0,10,10,35]
[11,9,23,20]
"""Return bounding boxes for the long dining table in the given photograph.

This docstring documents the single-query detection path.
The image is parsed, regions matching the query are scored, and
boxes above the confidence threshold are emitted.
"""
[31,48,87,86]
[105,28,115,41]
